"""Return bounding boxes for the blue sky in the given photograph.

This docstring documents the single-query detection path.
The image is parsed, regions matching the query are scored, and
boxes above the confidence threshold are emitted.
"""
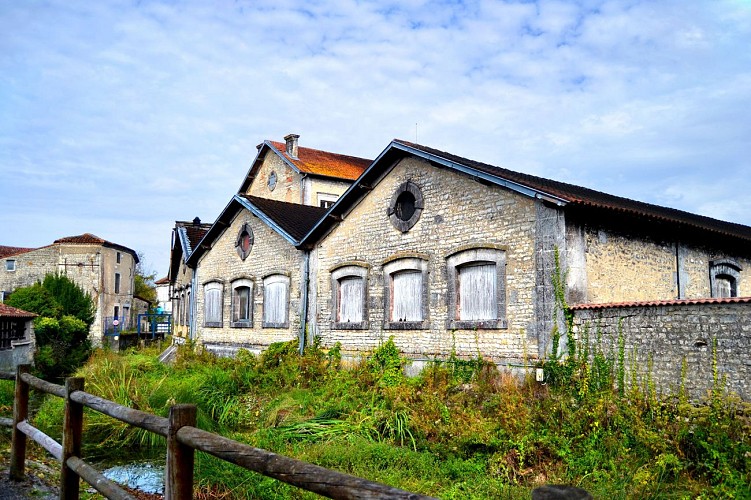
[2,0,750,276]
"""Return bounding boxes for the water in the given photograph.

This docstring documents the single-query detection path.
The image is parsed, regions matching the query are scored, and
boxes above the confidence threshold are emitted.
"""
[102,461,165,495]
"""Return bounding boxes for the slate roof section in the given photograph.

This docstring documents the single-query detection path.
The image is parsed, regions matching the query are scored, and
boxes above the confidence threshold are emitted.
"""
[571,296,751,310]
[240,195,328,242]
[267,141,371,180]
[0,303,37,319]
[394,140,751,242]
[0,246,35,259]
[174,220,212,257]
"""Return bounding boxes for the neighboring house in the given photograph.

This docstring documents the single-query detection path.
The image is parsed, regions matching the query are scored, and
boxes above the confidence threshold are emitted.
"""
[183,135,751,400]
[0,234,139,344]
[154,276,172,313]
[0,303,37,372]
[168,218,211,340]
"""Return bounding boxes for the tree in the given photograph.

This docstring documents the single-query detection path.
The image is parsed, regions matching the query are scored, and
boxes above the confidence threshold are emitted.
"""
[134,250,158,309]
[5,273,94,379]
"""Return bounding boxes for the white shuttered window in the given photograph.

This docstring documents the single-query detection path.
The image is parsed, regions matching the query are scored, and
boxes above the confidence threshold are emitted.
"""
[204,283,222,326]
[392,271,422,321]
[338,277,363,323]
[458,263,496,320]
[263,275,289,326]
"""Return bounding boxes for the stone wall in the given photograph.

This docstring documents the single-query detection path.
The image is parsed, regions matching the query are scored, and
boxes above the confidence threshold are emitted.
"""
[572,301,751,401]
[312,156,540,365]
[194,209,305,355]
[247,152,303,204]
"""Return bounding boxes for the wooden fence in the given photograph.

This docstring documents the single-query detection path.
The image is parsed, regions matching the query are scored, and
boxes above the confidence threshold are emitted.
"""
[1,365,434,499]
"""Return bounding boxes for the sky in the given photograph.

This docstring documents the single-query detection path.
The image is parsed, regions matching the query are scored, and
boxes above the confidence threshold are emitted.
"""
[1,0,750,277]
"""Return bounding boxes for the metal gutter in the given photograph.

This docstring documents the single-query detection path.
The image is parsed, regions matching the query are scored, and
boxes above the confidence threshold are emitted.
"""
[299,251,310,355]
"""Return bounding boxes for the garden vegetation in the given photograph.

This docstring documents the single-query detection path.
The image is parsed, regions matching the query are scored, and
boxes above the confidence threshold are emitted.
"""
[1,334,748,499]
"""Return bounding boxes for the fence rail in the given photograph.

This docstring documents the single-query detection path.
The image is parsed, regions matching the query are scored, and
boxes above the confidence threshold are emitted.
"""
[1,365,434,499]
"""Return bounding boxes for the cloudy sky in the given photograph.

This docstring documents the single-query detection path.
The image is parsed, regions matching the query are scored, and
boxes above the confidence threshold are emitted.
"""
[2,0,750,276]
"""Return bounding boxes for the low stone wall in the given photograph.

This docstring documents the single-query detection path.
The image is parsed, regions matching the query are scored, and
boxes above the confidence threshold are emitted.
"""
[572,300,751,401]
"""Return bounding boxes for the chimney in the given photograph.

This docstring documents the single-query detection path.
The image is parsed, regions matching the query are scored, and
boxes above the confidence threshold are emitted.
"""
[193,217,201,226]
[284,133,300,158]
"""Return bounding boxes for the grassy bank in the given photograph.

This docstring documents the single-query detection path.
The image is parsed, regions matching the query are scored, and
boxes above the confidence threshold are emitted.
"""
[2,338,750,499]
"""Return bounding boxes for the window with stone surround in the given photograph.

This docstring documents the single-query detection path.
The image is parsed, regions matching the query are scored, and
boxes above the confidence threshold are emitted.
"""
[383,257,429,329]
[388,181,424,232]
[263,274,289,328]
[331,265,368,329]
[235,223,254,260]
[446,247,507,329]
[204,282,223,327]
[231,279,253,327]
[5,260,15,272]
[710,259,741,298]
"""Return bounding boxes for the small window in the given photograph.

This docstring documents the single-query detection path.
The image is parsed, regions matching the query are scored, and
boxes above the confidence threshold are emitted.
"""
[383,257,429,329]
[263,275,289,328]
[331,265,368,329]
[710,259,741,298]
[388,182,424,232]
[318,193,338,209]
[5,260,15,272]
[235,223,254,260]
[231,279,253,327]
[268,171,277,192]
[116,252,121,264]
[446,247,507,330]
[114,273,121,294]
[204,282,223,327]
[114,306,120,319]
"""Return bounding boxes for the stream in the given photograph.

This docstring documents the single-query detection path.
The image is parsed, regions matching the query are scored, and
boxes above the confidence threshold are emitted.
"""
[102,461,165,495]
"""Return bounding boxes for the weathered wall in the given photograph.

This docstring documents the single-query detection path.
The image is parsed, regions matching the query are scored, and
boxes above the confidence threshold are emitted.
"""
[194,209,304,355]
[312,157,541,365]
[303,177,353,206]
[172,257,195,339]
[569,223,751,304]
[572,301,751,401]
[246,152,303,204]
[0,319,35,372]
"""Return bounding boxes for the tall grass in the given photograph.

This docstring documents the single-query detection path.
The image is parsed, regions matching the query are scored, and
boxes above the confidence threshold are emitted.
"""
[11,337,750,499]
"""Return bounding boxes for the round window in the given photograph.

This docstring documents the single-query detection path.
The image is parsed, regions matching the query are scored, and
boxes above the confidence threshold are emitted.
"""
[388,181,423,232]
[235,223,254,260]
[268,171,277,192]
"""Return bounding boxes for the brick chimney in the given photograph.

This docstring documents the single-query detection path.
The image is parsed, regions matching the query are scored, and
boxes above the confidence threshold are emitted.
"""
[193,217,201,225]
[284,133,300,158]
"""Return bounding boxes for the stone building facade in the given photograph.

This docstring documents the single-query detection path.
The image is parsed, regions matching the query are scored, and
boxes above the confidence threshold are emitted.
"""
[181,136,751,399]
[0,303,36,372]
[0,234,139,343]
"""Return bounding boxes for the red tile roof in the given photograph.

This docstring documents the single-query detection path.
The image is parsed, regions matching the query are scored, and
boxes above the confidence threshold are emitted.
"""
[0,303,37,319]
[54,233,107,244]
[154,276,170,285]
[0,246,35,259]
[571,296,751,310]
[267,141,371,181]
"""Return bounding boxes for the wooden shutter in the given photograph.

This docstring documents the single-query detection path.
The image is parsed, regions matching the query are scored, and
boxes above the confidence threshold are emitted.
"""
[458,263,496,321]
[264,280,287,324]
[205,286,221,324]
[338,277,363,322]
[392,271,422,321]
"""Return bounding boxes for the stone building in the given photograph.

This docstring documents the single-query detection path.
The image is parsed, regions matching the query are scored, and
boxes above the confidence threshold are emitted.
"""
[0,234,139,343]
[180,135,751,399]
[0,303,36,372]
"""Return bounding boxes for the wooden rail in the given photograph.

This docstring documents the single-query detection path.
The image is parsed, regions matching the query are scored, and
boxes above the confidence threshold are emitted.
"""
[1,365,435,499]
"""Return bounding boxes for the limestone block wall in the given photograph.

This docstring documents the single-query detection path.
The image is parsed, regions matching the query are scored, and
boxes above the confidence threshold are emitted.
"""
[303,177,354,207]
[0,246,59,292]
[247,153,302,204]
[572,302,751,401]
[312,157,539,365]
[194,209,304,354]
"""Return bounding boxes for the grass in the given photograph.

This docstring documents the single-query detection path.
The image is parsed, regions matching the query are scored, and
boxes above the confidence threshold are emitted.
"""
[1,337,749,499]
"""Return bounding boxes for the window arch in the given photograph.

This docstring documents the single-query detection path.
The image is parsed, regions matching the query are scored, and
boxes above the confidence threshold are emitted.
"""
[331,265,368,329]
[383,257,429,329]
[263,274,289,328]
[710,259,741,298]
[446,247,507,329]
[231,279,254,327]
[203,282,223,327]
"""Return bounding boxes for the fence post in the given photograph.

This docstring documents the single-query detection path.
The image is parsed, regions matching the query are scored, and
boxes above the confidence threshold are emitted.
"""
[166,404,197,499]
[10,364,30,481]
[61,377,85,500]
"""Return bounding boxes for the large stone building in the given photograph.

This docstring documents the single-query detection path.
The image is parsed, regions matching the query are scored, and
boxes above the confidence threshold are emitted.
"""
[174,135,751,400]
[0,234,139,343]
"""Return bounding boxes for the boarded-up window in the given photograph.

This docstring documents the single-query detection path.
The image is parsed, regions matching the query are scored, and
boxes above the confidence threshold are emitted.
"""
[204,283,222,326]
[338,277,363,323]
[232,280,253,325]
[392,271,422,321]
[714,276,735,298]
[458,263,496,320]
[263,275,288,327]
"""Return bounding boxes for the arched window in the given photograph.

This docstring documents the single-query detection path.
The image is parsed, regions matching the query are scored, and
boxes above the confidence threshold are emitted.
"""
[231,279,253,327]
[263,274,289,328]
[710,259,741,298]
[331,265,368,329]
[446,247,507,329]
[383,257,429,329]
[204,282,223,327]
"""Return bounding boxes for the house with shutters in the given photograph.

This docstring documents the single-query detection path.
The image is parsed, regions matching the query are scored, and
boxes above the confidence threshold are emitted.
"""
[183,135,751,400]
[0,234,139,343]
